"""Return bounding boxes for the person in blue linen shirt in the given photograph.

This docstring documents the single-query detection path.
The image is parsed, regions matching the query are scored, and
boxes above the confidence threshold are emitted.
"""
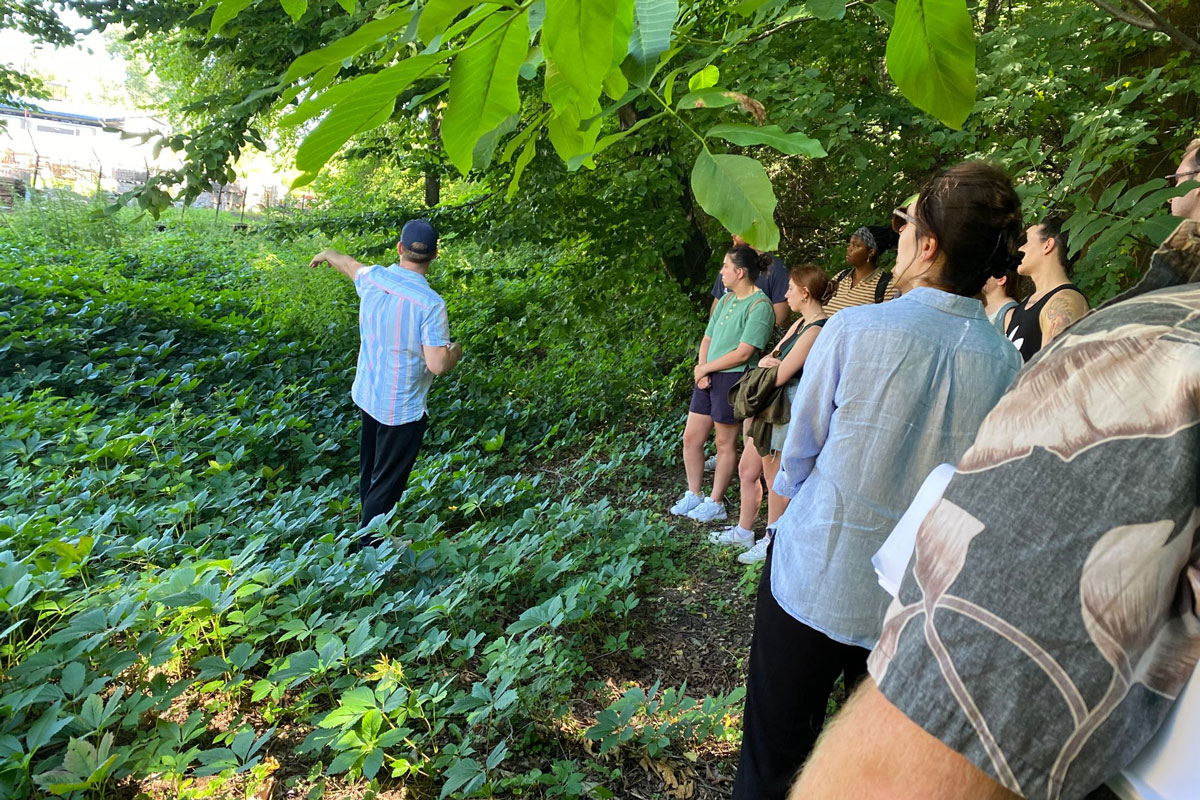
[731,162,1025,800]
[309,219,462,539]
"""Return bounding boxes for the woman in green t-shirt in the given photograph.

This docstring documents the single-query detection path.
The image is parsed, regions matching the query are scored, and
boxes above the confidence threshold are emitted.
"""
[710,265,833,563]
[670,246,777,523]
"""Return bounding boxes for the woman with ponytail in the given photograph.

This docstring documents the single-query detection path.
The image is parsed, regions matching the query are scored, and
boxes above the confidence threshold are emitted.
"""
[732,161,1024,800]
[710,265,833,564]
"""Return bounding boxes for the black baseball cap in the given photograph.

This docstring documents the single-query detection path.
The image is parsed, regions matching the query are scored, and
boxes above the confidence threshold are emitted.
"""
[400,219,438,261]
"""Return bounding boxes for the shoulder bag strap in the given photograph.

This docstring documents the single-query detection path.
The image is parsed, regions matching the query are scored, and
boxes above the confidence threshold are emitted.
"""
[875,271,893,303]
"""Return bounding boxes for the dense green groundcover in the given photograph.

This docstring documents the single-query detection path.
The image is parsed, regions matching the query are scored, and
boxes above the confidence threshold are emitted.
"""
[0,220,745,799]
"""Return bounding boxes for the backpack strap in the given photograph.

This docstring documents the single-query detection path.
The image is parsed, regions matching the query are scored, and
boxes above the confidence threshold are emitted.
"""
[875,271,893,303]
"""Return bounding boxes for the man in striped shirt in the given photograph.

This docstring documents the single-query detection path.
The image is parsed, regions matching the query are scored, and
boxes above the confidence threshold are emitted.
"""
[309,219,462,535]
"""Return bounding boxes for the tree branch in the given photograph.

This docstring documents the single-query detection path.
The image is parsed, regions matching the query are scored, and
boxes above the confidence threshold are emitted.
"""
[1091,0,1155,29]
[1125,0,1200,57]
[746,1,867,44]
[1091,0,1200,57]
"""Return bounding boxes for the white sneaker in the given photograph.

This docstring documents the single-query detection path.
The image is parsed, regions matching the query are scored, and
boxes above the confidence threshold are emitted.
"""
[703,454,718,472]
[738,535,770,564]
[669,491,703,516]
[686,497,727,523]
[709,525,754,548]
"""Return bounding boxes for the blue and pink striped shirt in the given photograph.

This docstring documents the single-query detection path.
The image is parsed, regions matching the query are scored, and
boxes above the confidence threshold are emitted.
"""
[351,264,450,426]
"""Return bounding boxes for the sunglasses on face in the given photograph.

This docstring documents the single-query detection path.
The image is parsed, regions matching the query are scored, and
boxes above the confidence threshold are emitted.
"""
[892,207,919,234]
[1167,168,1200,187]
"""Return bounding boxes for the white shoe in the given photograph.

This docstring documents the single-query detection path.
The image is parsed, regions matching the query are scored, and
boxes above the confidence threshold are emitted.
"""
[669,491,703,516]
[709,525,754,548]
[703,454,718,472]
[738,535,770,564]
[686,497,727,523]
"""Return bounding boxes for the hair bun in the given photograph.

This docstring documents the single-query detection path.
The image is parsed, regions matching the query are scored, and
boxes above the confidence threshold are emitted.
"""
[758,251,773,269]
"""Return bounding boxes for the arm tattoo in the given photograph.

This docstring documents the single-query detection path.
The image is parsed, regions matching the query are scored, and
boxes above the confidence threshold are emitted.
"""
[1041,292,1089,343]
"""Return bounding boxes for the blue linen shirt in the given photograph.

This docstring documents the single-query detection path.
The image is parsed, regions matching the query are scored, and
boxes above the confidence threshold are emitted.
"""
[771,287,1022,648]
[351,264,450,426]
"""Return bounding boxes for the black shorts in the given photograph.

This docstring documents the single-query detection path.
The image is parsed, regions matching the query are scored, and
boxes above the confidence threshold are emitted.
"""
[688,370,743,425]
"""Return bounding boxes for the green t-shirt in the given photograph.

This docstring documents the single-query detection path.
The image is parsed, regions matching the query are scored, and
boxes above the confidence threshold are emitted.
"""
[703,289,775,372]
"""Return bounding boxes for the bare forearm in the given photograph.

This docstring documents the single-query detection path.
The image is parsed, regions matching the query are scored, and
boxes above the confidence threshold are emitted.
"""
[308,249,364,280]
[702,347,753,373]
[791,682,1019,800]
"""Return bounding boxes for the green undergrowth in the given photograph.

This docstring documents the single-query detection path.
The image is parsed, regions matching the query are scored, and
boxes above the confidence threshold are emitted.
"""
[0,224,740,799]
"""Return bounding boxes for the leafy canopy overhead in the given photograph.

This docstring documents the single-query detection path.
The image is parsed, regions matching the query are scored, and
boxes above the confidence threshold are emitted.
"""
[76,0,979,249]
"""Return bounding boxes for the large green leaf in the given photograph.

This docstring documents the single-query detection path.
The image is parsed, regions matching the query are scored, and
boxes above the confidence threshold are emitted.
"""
[281,71,370,127]
[690,151,779,250]
[442,10,530,174]
[706,123,827,157]
[688,65,719,92]
[547,103,601,166]
[885,0,976,129]
[626,0,678,86]
[208,0,253,37]
[869,0,896,24]
[418,0,481,44]
[296,55,447,173]
[676,89,738,110]
[283,10,414,83]
[807,0,847,19]
[506,135,538,200]
[279,0,307,23]
[603,0,634,98]
[542,0,630,111]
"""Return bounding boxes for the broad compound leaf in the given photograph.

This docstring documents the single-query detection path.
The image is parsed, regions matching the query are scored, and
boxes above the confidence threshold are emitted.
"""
[442,10,530,174]
[706,123,828,157]
[626,0,678,86]
[283,10,414,83]
[885,0,976,129]
[337,0,356,12]
[418,0,481,44]
[691,151,779,250]
[279,0,308,23]
[542,0,629,112]
[440,757,486,799]
[296,55,447,173]
[807,0,848,19]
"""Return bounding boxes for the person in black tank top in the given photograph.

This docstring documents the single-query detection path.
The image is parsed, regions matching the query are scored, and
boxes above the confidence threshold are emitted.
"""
[1007,213,1090,361]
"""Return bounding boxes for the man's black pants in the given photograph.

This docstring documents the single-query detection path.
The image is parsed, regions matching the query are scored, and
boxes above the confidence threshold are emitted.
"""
[359,410,428,532]
[732,545,869,800]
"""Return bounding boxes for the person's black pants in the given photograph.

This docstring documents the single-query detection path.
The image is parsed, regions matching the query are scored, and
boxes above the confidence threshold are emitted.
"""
[359,410,428,533]
[733,546,870,800]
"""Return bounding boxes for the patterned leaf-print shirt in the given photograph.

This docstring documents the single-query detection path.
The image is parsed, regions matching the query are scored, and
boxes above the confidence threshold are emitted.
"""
[870,222,1200,800]
[772,287,1022,647]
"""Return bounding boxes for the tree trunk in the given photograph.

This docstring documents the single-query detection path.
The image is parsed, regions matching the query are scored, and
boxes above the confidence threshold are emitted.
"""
[665,175,714,296]
[984,0,1004,31]
[424,171,440,207]
[425,112,442,207]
